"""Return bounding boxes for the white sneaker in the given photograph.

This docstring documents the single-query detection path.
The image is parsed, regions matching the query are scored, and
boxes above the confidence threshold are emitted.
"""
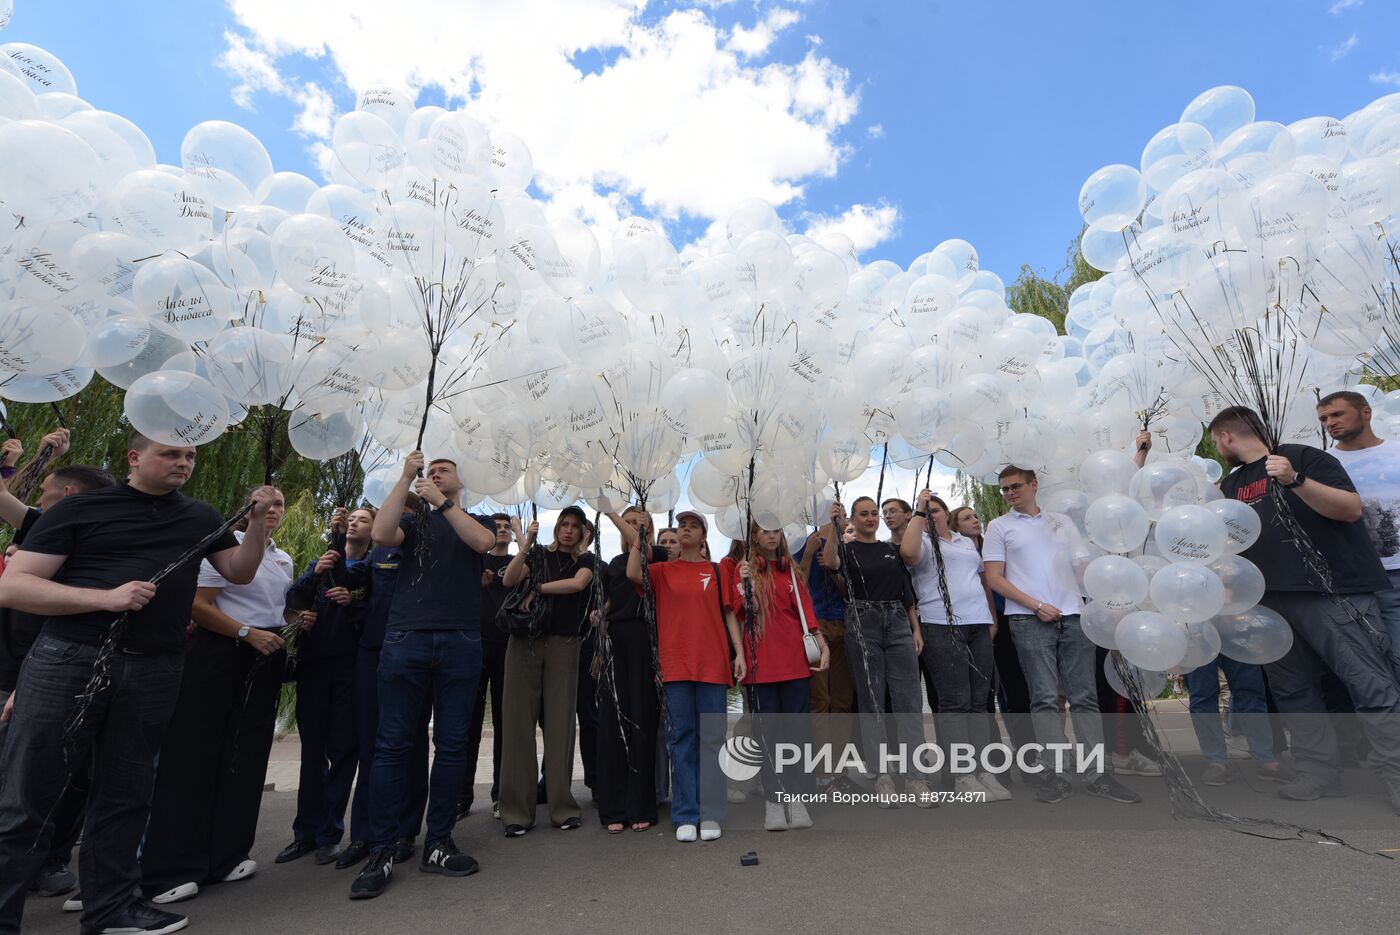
[1111,750,1162,777]
[699,820,722,841]
[220,858,257,882]
[874,774,899,808]
[976,772,1012,801]
[151,881,199,905]
[905,778,935,809]
[675,823,698,843]
[62,895,82,912]
[786,801,813,829]
[727,787,748,804]
[953,775,987,798]
[1225,735,1252,760]
[764,800,788,831]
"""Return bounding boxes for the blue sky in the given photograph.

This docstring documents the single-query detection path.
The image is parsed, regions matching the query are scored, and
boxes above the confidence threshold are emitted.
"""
[8,0,1400,286]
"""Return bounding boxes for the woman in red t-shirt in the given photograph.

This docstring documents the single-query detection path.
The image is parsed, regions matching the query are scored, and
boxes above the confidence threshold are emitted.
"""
[729,525,829,831]
[627,511,743,844]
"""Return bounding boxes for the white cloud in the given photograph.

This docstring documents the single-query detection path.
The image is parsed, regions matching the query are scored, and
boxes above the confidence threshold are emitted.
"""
[803,201,900,254]
[1329,0,1362,13]
[1327,34,1358,62]
[220,0,863,232]
[728,7,802,59]
[1373,69,1400,88]
[866,123,884,139]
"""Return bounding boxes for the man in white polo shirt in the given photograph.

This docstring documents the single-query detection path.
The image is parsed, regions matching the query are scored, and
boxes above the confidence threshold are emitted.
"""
[1318,390,1400,684]
[983,464,1140,806]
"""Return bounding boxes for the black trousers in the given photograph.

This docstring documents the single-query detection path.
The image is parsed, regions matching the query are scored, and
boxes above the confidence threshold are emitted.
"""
[595,621,660,826]
[291,655,358,847]
[0,635,183,935]
[349,647,429,843]
[462,639,507,808]
[576,632,598,792]
[141,628,285,895]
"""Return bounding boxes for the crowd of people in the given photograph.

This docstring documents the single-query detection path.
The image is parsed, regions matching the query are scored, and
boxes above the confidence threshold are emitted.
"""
[0,389,1398,933]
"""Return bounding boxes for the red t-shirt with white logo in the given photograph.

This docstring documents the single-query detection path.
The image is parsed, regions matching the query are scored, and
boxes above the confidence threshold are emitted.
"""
[720,556,818,685]
[646,559,735,686]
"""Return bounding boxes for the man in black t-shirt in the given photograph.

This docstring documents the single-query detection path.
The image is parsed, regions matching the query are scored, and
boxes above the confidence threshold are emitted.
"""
[0,430,273,935]
[460,512,517,820]
[353,451,495,899]
[0,446,113,904]
[1210,406,1400,811]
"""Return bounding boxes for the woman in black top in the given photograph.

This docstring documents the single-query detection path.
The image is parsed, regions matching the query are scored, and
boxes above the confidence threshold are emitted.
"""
[821,497,927,804]
[595,506,668,832]
[498,506,596,836]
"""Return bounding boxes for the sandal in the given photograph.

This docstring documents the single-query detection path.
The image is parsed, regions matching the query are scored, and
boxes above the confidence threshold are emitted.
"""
[606,823,626,834]
[631,821,652,832]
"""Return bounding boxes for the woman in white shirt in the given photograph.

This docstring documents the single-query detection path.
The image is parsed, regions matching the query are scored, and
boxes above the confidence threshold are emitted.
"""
[901,490,1009,801]
[140,486,297,905]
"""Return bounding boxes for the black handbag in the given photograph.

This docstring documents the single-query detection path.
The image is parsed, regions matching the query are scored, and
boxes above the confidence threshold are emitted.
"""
[497,545,552,637]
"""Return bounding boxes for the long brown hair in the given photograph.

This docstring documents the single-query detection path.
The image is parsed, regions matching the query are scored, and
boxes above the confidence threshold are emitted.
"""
[948,506,982,552]
[745,523,804,642]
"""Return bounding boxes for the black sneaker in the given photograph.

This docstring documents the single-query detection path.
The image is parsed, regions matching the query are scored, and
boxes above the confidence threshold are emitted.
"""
[393,835,416,864]
[94,900,187,934]
[456,798,472,821]
[275,839,316,864]
[503,823,532,838]
[557,817,581,831]
[1035,775,1073,804]
[349,849,394,900]
[336,840,370,870]
[1084,774,1142,804]
[30,858,76,897]
[420,838,480,877]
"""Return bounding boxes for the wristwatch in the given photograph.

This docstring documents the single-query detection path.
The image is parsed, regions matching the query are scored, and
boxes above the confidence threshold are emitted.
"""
[236,624,250,642]
[913,510,927,518]
[438,498,455,512]
[1283,471,1306,489]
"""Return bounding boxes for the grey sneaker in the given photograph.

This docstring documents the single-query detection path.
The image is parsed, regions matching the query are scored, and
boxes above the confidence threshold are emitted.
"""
[1201,762,1231,786]
[1277,774,1347,801]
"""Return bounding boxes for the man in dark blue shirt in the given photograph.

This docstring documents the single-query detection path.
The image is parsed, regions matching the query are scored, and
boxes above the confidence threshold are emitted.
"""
[351,451,495,899]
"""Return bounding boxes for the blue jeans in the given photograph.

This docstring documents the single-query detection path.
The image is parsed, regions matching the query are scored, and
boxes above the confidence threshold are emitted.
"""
[368,629,481,848]
[1185,656,1275,765]
[349,647,429,844]
[1007,614,1105,780]
[0,635,183,935]
[664,681,729,827]
[1376,567,1400,684]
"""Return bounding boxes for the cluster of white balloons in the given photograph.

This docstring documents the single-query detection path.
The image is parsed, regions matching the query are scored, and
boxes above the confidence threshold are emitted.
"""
[1030,449,1294,682]
[1070,84,1400,446]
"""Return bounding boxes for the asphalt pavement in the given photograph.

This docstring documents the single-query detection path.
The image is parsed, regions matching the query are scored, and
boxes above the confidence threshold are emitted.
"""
[19,762,1400,935]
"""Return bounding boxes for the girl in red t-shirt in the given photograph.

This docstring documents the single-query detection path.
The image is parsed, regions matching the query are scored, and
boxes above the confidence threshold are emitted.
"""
[627,511,743,844]
[729,525,829,831]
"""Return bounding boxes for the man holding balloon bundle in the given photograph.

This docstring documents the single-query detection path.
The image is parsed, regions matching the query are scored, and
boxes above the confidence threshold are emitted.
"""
[351,452,496,900]
[1210,406,1400,811]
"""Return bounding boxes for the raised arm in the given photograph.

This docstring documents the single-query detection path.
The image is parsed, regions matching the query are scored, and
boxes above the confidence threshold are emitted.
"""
[0,550,155,616]
[503,521,537,588]
[372,452,423,547]
[901,489,932,566]
[206,490,274,585]
[411,473,495,552]
[821,501,845,573]
[626,534,645,585]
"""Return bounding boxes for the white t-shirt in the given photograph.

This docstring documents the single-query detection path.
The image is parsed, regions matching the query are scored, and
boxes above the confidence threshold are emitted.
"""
[197,531,295,630]
[907,532,992,626]
[982,508,1084,617]
[1329,440,1400,571]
